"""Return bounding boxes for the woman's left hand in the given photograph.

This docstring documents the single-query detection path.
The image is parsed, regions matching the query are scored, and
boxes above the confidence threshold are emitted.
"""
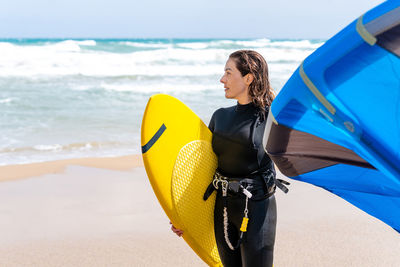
[170,221,184,237]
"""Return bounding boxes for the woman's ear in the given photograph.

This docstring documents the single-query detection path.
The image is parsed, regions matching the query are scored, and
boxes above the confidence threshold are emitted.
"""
[245,73,254,86]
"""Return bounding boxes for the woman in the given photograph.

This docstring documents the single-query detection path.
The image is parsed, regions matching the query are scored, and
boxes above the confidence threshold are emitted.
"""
[172,50,285,267]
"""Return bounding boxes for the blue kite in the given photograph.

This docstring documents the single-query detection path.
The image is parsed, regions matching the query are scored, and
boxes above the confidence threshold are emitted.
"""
[264,1,400,232]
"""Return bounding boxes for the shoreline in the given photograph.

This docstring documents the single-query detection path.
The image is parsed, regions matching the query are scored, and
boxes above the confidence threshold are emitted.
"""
[0,154,144,182]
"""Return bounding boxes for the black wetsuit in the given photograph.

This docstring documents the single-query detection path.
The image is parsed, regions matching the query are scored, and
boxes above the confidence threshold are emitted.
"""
[208,102,277,267]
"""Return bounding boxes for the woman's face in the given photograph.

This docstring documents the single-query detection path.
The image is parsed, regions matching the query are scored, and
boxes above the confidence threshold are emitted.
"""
[220,58,251,103]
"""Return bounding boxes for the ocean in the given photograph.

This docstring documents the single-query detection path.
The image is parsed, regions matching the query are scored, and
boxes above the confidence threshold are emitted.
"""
[0,38,323,166]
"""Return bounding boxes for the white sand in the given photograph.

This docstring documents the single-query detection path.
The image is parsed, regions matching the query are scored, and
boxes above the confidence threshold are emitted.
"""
[0,161,398,266]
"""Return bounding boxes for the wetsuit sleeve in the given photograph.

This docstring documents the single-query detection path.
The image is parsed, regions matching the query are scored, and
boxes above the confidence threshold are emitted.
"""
[208,111,216,133]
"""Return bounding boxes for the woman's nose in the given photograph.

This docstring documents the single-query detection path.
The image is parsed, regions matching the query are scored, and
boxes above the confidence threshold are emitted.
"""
[220,75,226,84]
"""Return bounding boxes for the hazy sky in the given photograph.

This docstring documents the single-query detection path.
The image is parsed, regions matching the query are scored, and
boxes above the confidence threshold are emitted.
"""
[0,0,385,39]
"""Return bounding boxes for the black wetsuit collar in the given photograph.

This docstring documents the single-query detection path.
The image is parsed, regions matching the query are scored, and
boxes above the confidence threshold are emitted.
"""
[235,101,255,112]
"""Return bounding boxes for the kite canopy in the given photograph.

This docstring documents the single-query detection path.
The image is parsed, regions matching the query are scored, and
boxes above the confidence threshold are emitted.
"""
[264,1,400,232]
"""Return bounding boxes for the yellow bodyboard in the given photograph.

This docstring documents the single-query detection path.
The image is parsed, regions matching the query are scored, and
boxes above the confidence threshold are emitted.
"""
[141,94,222,266]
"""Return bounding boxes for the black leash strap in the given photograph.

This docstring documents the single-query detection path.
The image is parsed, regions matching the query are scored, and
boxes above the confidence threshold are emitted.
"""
[275,179,290,194]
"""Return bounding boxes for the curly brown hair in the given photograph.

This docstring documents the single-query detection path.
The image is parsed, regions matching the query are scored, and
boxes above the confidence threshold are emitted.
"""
[229,50,275,118]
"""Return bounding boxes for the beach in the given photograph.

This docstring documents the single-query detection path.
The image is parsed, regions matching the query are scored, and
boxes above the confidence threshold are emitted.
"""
[1,38,399,266]
[0,155,399,266]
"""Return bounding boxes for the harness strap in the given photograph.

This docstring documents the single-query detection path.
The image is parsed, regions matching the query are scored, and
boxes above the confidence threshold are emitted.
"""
[203,182,216,201]
[203,170,290,201]
[275,178,290,194]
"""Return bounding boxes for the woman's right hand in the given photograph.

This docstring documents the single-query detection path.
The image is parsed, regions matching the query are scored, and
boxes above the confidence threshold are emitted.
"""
[170,221,184,237]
